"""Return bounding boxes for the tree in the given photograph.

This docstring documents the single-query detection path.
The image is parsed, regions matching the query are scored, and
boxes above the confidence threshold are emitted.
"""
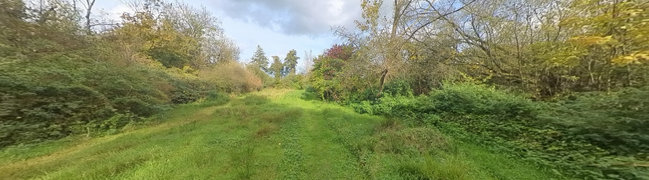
[250,45,269,72]
[309,55,347,101]
[113,0,238,69]
[341,0,646,98]
[77,0,96,34]
[324,44,353,60]
[284,49,299,75]
[211,38,239,63]
[270,56,283,80]
[354,0,474,96]
[302,50,314,74]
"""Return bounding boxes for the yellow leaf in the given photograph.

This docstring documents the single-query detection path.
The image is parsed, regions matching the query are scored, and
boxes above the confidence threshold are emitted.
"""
[612,55,636,65]
[612,51,649,65]
[570,36,614,46]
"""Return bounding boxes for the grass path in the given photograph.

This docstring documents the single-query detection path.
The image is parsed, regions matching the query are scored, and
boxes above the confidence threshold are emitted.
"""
[0,89,560,179]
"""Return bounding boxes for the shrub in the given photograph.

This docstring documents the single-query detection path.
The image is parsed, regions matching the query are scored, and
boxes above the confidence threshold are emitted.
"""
[246,65,274,87]
[0,49,224,148]
[0,80,114,146]
[308,57,346,101]
[275,74,306,89]
[170,79,204,104]
[0,2,234,148]
[426,83,535,118]
[351,82,649,179]
[199,62,263,93]
[301,86,320,101]
[112,98,160,117]
[382,79,413,97]
[541,86,649,156]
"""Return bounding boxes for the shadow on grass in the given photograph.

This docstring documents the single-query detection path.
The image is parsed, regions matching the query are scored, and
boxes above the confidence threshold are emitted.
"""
[299,88,320,101]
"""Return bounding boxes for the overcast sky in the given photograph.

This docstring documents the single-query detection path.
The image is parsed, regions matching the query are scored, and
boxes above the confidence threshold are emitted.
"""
[94,0,363,70]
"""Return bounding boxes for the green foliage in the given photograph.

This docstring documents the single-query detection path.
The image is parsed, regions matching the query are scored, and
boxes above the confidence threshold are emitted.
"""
[250,45,270,73]
[0,81,113,147]
[541,87,649,155]
[0,0,239,148]
[169,79,205,104]
[115,1,236,68]
[270,56,284,80]
[382,79,413,97]
[308,56,346,101]
[374,127,449,154]
[427,83,535,118]
[351,82,649,179]
[112,98,160,117]
[283,49,299,75]
[0,89,559,179]
[315,0,649,175]
[191,91,230,108]
[148,46,191,69]
[275,74,307,89]
[206,90,228,102]
[307,44,380,103]
[0,52,216,147]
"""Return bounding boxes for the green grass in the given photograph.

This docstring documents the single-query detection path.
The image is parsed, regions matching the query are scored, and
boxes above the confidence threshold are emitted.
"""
[0,89,561,179]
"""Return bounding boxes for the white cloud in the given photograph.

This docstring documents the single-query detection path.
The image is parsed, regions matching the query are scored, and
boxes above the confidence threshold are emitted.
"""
[106,4,131,22]
[219,16,331,64]
[205,0,362,35]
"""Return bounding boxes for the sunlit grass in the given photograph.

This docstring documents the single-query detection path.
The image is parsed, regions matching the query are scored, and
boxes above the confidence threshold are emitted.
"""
[0,89,559,179]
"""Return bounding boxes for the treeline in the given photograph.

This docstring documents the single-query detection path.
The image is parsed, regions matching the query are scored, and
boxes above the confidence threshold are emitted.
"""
[304,0,648,179]
[247,45,307,89]
[0,0,262,147]
[310,0,648,102]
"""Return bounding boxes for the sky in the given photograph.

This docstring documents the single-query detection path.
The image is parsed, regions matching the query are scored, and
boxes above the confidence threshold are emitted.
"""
[93,0,363,70]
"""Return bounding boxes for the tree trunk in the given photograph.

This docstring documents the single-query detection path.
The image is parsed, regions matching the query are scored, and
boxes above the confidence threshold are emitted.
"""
[85,0,96,34]
[377,69,388,97]
[377,0,401,97]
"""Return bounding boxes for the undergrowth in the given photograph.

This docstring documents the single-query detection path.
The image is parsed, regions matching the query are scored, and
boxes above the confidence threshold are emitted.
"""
[349,83,649,179]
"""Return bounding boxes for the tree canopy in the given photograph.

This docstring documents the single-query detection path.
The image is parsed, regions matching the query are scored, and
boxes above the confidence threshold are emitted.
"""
[250,45,270,73]
[284,49,299,75]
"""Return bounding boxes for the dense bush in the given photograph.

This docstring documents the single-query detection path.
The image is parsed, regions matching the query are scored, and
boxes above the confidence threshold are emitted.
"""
[354,83,534,124]
[199,62,263,93]
[0,0,239,147]
[274,74,307,89]
[382,80,414,97]
[351,83,649,179]
[246,64,274,88]
[426,83,535,118]
[541,87,649,156]
[0,52,224,147]
[0,82,114,146]
[309,57,346,101]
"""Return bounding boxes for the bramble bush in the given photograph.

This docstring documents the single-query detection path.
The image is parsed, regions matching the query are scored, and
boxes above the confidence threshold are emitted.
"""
[0,54,222,147]
[351,82,649,179]
[0,39,235,148]
[540,87,649,156]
